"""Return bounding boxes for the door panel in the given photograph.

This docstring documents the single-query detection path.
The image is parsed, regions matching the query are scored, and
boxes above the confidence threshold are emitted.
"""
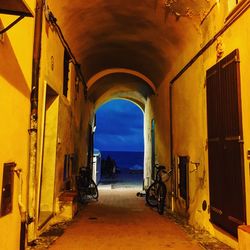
[206,49,246,237]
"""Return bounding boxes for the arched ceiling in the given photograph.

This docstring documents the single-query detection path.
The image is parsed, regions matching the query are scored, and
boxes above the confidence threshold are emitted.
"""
[88,72,150,110]
[48,0,214,97]
[88,72,154,101]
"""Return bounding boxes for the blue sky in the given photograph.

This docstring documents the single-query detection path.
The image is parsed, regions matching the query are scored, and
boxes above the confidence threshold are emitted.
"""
[94,99,144,152]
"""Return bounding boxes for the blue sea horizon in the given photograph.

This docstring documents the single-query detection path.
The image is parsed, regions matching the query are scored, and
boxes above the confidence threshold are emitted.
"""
[100,150,144,169]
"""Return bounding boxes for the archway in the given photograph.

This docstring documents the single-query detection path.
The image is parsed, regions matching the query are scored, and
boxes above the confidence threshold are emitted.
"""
[93,99,144,189]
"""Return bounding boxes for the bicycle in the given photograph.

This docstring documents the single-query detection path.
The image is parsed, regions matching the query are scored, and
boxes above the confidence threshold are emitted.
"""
[146,165,172,215]
[76,167,99,203]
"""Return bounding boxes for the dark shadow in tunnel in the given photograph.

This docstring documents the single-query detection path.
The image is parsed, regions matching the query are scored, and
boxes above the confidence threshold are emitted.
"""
[83,40,170,87]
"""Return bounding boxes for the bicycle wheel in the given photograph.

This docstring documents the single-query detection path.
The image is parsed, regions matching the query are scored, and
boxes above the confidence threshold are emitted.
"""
[89,179,99,200]
[78,188,86,203]
[146,181,159,207]
[157,183,166,215]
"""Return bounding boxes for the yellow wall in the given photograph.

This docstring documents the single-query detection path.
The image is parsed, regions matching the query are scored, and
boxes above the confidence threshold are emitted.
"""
[39,95,59,214]
[172,56,210,225]
[32,11,86,236]
[153,82,171,168]
[0,1,35,249]
[170,2,250,248]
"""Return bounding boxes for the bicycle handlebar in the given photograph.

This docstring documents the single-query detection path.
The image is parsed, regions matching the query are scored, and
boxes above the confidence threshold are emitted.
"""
[155,165,166,170]
[155,165,173,176]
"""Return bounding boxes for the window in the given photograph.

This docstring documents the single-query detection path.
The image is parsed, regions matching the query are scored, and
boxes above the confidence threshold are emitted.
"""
[63,49,70,97]
[228,0,241,11]
[206,49,246,237]
[178,156,189,209]
[63,154,76,190]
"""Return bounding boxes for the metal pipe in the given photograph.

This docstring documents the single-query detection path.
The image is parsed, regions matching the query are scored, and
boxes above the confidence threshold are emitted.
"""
[169,83,175,212]
[11,166,26,250]
[14,168,26,250]
[169,84,173,170]
[27,0,44,244]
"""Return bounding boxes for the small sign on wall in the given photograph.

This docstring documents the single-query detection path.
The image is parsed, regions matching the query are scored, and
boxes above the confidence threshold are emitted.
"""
[247,150,250,159]
[0,162,16,217]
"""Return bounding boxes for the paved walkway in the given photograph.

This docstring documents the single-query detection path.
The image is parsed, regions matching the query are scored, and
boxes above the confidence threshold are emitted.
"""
[48,187,204,250]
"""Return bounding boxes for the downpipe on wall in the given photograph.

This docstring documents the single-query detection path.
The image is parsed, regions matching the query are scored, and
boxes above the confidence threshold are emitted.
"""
[27,0,44,244]
[13,168,26,250]
[169,83,175,212]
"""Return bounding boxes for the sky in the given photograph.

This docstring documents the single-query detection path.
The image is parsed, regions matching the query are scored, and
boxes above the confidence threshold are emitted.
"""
[94,99,144,152]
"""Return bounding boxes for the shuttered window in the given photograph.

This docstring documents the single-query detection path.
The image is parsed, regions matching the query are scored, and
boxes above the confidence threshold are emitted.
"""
[63,50,70,97]
[206,49,246,237]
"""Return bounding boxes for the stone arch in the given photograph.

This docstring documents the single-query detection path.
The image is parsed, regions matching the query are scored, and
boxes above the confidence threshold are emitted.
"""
[87,68,157,94]
[95,96,145,113]
[94,90,146,113]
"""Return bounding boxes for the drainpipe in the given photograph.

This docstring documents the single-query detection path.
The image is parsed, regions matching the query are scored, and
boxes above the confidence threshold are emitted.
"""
[27,0,44,244]
[169,83,174,212]
[13,168,26,250]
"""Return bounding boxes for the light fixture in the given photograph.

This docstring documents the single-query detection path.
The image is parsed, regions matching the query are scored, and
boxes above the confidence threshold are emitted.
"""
[0,0,33,35]
[0,0,33,17]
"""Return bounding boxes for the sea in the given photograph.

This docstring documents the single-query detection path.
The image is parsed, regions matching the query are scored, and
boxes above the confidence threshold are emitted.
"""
[100,151,144,187]
[101,151,144,169]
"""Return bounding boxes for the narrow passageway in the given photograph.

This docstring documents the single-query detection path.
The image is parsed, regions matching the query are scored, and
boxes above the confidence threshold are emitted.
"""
[48,188,203,250]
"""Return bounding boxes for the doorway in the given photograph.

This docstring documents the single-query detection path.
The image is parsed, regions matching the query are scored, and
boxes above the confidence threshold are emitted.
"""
[38,85,59,228]
[94,99,144,189]
[151,119,155,179]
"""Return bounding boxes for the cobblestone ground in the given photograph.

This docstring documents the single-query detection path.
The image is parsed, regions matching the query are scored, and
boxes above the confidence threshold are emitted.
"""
[164,213,233,250]
[29,187,234,250]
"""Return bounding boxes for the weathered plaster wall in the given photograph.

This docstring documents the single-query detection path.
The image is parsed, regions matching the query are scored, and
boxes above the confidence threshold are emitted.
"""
[153,82,171,168]
[0,1,35,249]
[172,56,209,225]
[36,17,64,227]
[35,13,86,233]
[79,100,95,167]
[142,83,171,188]
[171,2,250,248]
[201,4,250,248]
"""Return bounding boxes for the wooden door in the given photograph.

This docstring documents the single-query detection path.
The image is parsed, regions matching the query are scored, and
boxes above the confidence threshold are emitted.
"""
[206,49,246,237]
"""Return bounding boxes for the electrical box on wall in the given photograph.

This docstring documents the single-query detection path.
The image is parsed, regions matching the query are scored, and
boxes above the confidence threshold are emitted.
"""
[247,150,250,159]
[0,162,16,217]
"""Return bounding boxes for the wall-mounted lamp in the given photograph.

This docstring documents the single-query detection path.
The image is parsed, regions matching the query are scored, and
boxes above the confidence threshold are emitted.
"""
[190,161,200,173]
[0,0,33,35]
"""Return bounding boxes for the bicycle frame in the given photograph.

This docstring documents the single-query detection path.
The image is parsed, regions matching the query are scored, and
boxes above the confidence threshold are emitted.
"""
[76,167,98,202]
